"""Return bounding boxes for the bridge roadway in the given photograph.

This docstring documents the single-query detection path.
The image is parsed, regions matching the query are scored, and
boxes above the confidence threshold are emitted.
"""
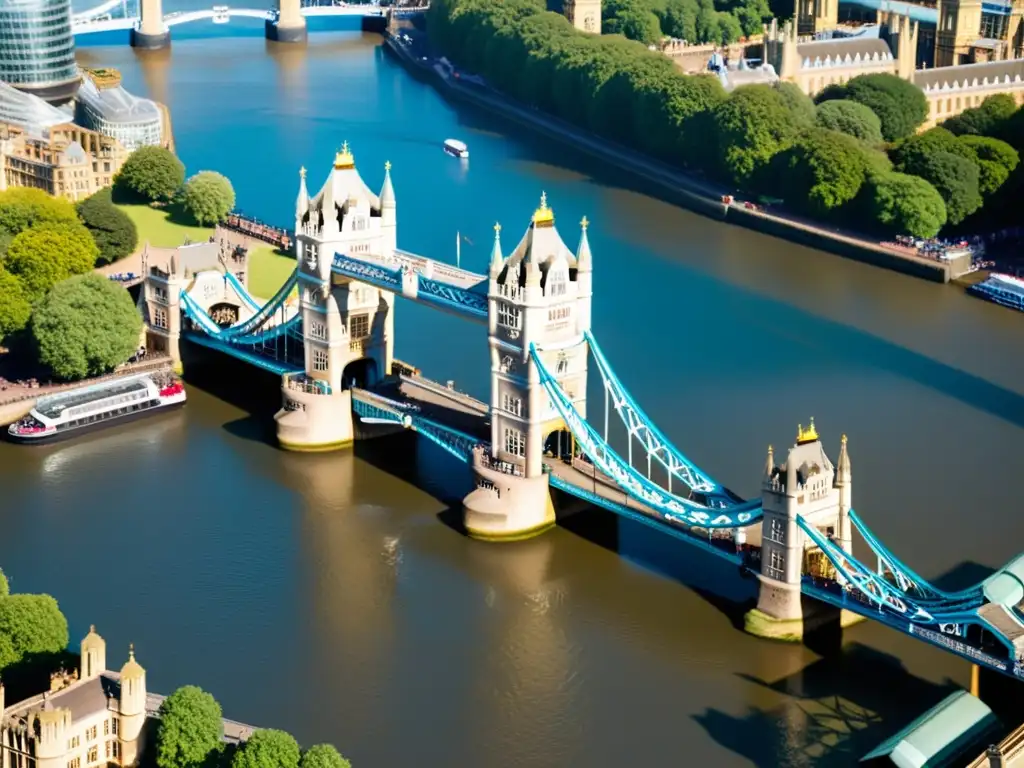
[351,372,753,559]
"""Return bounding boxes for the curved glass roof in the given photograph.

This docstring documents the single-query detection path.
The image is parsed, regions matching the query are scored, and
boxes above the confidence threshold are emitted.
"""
[77,76,161,125]
[0,78,72,132]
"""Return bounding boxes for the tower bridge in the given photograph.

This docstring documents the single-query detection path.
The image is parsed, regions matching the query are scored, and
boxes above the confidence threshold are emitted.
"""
[72,0,409,47]
[140,143,1024,684]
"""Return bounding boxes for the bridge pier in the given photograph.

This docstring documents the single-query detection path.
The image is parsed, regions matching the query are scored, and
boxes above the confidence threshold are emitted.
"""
[463,448,557,541]
[275,383,354,451]
[265,0,307,43]
[131,0,170,48]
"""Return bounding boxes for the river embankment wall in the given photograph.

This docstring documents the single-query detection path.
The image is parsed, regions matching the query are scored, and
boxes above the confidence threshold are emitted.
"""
[384,35,953,284]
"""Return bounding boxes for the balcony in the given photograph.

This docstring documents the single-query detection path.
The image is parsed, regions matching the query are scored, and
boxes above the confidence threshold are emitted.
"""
[284,373,332,395]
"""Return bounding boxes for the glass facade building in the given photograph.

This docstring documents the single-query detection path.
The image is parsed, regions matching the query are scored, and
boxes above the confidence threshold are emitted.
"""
[0,0,80,104]
[76,75,164,150]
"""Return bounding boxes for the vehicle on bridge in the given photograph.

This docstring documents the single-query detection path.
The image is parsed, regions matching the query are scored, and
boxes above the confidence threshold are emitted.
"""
[7,371,186,445]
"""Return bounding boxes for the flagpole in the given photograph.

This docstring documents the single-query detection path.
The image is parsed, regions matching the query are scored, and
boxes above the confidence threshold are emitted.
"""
[456,230,461,269]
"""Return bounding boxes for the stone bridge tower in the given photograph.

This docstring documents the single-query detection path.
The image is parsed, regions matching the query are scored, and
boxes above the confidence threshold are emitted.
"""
[266,0,307,42]
[745,421,858,640]
[463,194,593,541]
[275,143,396,451]
[131,0,171,49]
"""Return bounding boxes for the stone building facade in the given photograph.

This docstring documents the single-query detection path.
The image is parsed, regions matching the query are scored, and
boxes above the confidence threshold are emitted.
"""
[0,627,148,768]
[0,122,128,201]
[564,0,601,33]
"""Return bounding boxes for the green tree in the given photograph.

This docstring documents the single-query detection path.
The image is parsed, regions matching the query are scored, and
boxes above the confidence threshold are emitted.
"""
[0,568,8,598]
[942,93,1018,137]
[695,0,719,42]
[181,172,236,226]
[114,146,186,203]
[231,730,301,768]
[774,81,816,126]
[0,188,79,237]
[819,73,928,142]
[0,594,69,672]
[0,268,32,344]
[156,686,225,768]
[3,222,98,301]
[299,745,351,768]
[865,171,947,238]
[31,273,142,381]
[658,0,698,40]
[815,99,883,145]
[77,188,139,265]
[958,134,1020,196]
[603,0,662,43]
[712,84,797,185]
[769,128,868,215]
[714,10,742,43]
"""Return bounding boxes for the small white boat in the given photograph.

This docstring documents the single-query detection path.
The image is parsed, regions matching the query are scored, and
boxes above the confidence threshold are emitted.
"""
[443,139,468,159]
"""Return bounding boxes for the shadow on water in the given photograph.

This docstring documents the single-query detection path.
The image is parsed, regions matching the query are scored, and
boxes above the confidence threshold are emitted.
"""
[694,644,961,768]
[929,560,998,592]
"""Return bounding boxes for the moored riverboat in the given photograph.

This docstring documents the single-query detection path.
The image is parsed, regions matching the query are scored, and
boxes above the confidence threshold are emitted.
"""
[6,372,186,445]
[968,273,1024,313]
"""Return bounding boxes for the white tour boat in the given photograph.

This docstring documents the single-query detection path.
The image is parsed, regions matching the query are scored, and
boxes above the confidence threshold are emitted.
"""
[7,371,186,445]
[443,139,469,159]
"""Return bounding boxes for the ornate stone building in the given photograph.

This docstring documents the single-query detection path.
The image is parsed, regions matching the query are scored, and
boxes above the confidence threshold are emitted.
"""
[0,627,148,768]
[762,14,1024,128]
[0,122,129,201]
[935,0,1023,67]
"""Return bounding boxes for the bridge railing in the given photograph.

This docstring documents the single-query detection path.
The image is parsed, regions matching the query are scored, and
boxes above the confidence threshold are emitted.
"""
[478,448,523,477]
[283,373,331,396]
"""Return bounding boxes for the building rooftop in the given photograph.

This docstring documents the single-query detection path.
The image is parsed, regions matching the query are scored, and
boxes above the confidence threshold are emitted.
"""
[0,79,74,134]
[914,58,1024,90]
[861,690,1001,767]
[796,37,894,67]
[77,75,161,124]
[4,672,122,728]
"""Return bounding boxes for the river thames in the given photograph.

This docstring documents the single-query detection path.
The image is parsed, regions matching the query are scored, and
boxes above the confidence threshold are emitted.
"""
[1,18,1024,767]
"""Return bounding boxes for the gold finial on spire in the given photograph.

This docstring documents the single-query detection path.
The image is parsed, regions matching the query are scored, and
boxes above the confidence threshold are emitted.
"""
[580,215,589,231]
[533,191,554,226]
[128,643,134,659]
[334,141,354,170]
[494,222,501,235]
[384,160,391,172]
[299,166,306,179]
[841,434,847,445]
[796,417,819,444]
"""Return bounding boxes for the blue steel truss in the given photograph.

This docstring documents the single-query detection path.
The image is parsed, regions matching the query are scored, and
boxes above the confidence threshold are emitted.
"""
[224,272,263,314]
[416,275,488,319]
[351,394,480,463]
[221,270,298,338]
[180,292,302,346]
[548,473,742,564]
[530,343,762,529]
[331,254,402,291]
[586,330,723,498]
[849,509,985,606]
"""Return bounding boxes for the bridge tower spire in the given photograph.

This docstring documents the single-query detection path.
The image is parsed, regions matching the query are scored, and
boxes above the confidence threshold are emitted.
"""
[745,421,864,640]
[266,0,308,43]
[131,0,171,49]
[463,193,592,541]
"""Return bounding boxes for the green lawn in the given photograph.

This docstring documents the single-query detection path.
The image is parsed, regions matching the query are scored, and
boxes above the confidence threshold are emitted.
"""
[248,245,297,302]
[117,203,213,248]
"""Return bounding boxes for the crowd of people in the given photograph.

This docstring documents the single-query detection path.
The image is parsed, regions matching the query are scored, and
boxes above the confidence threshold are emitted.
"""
[224,213,293,251]
[108,271,140,283]
[882,234,984,262]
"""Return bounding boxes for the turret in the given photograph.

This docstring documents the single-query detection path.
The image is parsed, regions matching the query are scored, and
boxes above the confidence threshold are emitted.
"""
[295,166,309,222]
[34,705,71,761]
[119,644,146,719]
[575,216,593,333]
[489,222,504,277]
[834,434,852,554]
[380,160,395,222]
[80,625,106,680]
[762,444,774,483]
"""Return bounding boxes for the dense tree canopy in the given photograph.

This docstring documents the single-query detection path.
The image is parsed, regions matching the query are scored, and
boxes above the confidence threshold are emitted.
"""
[0,267,31,344]
[0,188,78,237]
[818,73,928,142]
[774,82,816,126]
[864,172,947,238]
[815,99,883,145]
[942,94,1018,137]
[958,134,1020,196]
[712,84,797,184]
[181,172,236,226]
[0,594,69,672]
[157,686,225,768]
[0,569,8,599]
[299,745,351,768]
[31,273,142,381]
[908,151,982,226]
[231,731,301,768]
[3,222,98,301]
[768,128,869,215]
[78,188,139,265]
[114,146,186,203]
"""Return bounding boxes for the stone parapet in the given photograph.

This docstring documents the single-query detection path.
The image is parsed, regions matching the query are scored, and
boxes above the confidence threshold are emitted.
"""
[463,448,556,541]
[274,382,353,452]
